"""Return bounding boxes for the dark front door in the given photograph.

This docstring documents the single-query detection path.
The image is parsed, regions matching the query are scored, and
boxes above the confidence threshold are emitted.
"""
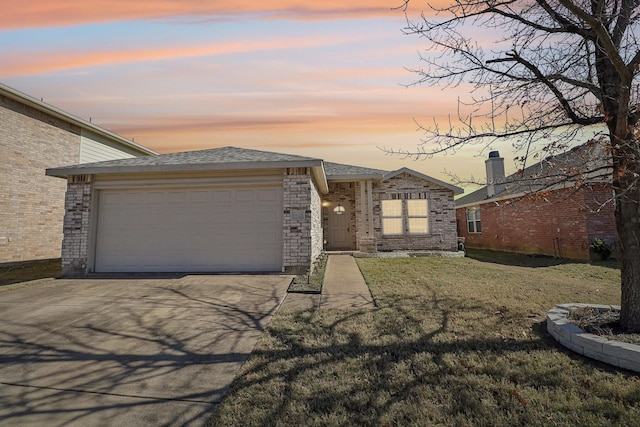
[327,203,352,249]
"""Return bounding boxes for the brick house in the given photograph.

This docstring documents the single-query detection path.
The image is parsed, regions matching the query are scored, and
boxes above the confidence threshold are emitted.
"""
[455,142,617,260]
[0,83,157,264]
[46,146,462,275]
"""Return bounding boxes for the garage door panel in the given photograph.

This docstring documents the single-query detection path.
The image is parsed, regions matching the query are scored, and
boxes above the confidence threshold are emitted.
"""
[95,186,282,272]
[234,211,254,224]
[212,191,232,202]
[258,230,279,246]
[258,210,279,223]
[235,189,255,202]
[189,190,210,203]
[258,188,279,201]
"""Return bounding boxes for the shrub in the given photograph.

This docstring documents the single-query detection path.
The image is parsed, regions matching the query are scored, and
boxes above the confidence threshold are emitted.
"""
[590,238,612,261]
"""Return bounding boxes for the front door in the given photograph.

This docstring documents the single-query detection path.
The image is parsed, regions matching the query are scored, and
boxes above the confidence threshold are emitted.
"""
[327,202,352,249]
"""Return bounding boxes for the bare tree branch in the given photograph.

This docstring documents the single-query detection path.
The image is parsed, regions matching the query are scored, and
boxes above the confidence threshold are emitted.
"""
[391,0,640,329]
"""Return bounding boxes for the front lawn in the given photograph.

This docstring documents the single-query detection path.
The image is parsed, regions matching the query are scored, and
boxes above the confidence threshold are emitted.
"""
[208,254,640,426]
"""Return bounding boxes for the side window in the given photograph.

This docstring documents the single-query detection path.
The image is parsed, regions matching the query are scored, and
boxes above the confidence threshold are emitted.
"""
[466,208,482,233]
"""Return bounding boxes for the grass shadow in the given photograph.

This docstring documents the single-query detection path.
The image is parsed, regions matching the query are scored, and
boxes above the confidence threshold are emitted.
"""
[466,248,620,269]
[208,256,632,426]
[209,295,607,426]
[0,259,61,288]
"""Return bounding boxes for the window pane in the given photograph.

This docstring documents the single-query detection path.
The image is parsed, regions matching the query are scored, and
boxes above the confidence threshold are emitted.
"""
[381,199,402,217]
[383,218,403,235]
[409,218,429,234]
[407,199,428,216]
[467,208,481,221]
[475,221,482,233]
[467,221,475,233]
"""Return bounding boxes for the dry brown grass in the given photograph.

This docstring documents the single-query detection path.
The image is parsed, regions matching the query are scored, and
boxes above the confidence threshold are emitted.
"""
[0,259,61,290]
[209,252,639,427]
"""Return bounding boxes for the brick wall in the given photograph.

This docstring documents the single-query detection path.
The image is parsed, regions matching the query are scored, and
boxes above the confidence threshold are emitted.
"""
[354,180,377,252]
[61,177,93,275]
[456,184,617,260]
[309,178,323,263]
[584,185,618,254]
[375,174,458,251]
[282,169,321,273]
[0,95,80,264]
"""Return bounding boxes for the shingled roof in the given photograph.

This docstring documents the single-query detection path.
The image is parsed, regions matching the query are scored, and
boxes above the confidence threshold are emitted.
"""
[47,145,462,194]
[456,141,612,207]
[324,162,387,179]
[47,146,323,176]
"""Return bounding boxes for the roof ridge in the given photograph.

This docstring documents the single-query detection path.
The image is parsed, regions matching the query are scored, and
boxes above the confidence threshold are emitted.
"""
[168,145,323,161]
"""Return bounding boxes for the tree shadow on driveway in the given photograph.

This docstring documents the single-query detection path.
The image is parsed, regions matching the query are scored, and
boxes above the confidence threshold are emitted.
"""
[0,274,291,427]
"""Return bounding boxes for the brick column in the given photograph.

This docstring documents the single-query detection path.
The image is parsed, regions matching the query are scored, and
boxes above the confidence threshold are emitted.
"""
[61,176,92,275]
[283,169,321,274]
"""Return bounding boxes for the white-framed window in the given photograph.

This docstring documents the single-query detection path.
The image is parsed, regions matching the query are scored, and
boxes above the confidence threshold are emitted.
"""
[381,198,430,236]
[466,208,482,233]
[407,199,429,234]
[381,199,403,235]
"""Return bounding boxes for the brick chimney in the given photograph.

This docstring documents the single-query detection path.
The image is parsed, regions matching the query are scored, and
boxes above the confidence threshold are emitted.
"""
[485,151,506,197]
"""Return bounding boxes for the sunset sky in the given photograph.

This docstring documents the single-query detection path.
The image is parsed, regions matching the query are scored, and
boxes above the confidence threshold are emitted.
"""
[2,1,545,192]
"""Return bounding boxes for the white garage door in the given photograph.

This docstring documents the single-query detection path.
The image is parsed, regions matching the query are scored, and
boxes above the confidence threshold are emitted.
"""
[95,186,283,272]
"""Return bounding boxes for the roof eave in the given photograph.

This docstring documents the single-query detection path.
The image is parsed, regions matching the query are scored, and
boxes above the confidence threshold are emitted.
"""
[311,164,329,194]
[46,159,324,179]
[455,193,522,209]
[456,174,613,208]
[326,173,384,181]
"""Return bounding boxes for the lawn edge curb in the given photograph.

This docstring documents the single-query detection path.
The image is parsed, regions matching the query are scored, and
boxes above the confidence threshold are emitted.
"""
[547,303,640,373]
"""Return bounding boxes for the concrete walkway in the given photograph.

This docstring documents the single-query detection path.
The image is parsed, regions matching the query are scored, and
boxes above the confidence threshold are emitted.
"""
[281,255,375,310]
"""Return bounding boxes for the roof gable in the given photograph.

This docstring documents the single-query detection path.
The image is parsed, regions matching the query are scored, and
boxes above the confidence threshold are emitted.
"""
[383,168,463,195]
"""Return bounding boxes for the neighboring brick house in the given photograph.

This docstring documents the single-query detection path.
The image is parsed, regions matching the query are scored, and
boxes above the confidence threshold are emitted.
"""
[46,146,463,275]
[455,142,617,260]
[0,83,157,264]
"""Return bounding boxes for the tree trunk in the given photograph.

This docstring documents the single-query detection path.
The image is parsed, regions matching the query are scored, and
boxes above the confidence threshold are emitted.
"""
[615,158,640,332]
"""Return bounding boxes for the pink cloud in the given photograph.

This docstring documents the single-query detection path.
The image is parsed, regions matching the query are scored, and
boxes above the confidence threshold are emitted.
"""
[1,0,412,29]
[0,34,367,77]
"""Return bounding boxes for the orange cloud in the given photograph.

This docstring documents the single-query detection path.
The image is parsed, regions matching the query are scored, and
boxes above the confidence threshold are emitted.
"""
[1,0,413,29]
[103,99,453,147]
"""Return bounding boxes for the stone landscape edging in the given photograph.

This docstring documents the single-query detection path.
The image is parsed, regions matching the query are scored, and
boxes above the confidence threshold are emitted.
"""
[547,303,640,373]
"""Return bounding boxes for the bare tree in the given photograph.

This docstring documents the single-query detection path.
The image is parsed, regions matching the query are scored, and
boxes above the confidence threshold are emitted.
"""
[391,0,640,331]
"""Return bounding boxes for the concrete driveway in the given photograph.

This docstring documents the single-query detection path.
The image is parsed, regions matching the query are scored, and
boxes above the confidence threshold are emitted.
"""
[0,274,292,426]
